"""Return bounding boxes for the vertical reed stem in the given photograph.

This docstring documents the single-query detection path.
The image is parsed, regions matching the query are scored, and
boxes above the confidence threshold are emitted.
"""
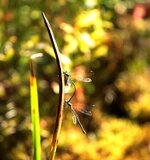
[42,13,65,160]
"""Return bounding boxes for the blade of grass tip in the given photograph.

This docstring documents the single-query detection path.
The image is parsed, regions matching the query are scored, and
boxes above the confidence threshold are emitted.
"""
[42,12,65,160]
[30,53,43,160]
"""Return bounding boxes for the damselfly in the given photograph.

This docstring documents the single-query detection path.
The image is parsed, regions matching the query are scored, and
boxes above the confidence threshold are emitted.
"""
[65,99,92,134]
[64,71,92,134]
[63,70,93,95]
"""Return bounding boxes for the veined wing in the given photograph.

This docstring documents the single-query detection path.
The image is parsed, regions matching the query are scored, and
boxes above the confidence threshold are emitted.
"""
[64,71,73,93]
[75,108,92,116]
[64,80,72,93]
[70,105,87,134]
[73,70,94,83]
[72,113,77,125]
[65,100,87,134]
[75,76,92,82]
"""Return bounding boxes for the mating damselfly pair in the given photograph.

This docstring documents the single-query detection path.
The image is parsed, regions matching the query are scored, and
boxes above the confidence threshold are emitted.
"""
[63,70,93,134]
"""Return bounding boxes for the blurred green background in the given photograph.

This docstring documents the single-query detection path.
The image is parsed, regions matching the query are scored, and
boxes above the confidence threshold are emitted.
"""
[1,0,150,159]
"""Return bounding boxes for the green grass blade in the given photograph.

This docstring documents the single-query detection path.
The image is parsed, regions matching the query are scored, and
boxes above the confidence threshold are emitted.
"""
[30,57,41,160]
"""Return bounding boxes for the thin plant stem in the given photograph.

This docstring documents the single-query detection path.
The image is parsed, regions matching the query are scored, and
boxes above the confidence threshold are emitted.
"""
[42,12,65,160]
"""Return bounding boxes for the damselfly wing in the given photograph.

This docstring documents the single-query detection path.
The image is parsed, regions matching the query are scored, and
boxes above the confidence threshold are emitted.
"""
[64,70,93,93]
[65,100,92,134]
[64,70,93,134]
[75,70,94,82]
[64,71,72,93]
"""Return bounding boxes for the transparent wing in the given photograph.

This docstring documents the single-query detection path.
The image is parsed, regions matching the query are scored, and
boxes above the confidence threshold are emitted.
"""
[66,101,87,134]
[72,114,77,124]
[76,76,92,82]
[75,108,92,116]
[64,71,72,93]
[74,70,94,82]
[64,81,71,93]
[70,106,87,134]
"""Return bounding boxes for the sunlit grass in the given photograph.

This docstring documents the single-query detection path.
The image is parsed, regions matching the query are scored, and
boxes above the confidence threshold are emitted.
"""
[30,53,43,160]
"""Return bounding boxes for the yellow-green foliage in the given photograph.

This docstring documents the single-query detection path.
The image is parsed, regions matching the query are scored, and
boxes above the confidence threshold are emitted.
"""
[1,0,150,160]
